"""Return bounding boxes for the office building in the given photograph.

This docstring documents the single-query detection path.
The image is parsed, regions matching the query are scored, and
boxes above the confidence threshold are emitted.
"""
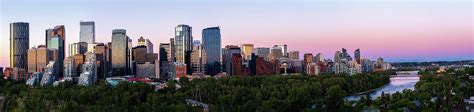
[202,27,221,64]
[269,47,283,60]
[46,25,65,77]
[231,54,243,76]
[253,47,270,60]
[68,42,88,56]
[303,53,313,73]
[80,21,95,44]
[94,43,110,79]
[241,44,254,60]
[354,49,361,64]
[174,24,193,63]
[27,45,54,74]
[273,44,288,57]
[288,51,299,60]
[314,53,324,63]
[191,42,207,75]
[111,29,129,76]
[224,45,241,75]
[10,22,29,70]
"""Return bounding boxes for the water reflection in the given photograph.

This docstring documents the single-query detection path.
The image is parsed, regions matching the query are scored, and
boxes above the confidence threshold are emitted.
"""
[345,76,420,101]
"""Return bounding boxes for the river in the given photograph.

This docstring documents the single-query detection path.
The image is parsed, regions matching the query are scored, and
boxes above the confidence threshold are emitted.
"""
[345,71,420,101]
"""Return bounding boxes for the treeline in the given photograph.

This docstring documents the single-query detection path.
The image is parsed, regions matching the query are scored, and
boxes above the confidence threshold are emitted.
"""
[0,72,391,111]
[352,67,473,111]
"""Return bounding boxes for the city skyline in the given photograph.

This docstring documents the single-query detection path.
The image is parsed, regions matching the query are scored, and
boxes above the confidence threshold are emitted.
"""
[1,0,473,67]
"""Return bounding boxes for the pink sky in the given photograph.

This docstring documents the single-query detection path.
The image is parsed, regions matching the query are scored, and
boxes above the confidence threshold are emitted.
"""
[0,0,473,67]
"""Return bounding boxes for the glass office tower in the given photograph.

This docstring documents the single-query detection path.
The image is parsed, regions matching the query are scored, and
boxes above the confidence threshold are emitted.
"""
[111,29,129,76]
[202,27,221,64]
[10,22,29,70]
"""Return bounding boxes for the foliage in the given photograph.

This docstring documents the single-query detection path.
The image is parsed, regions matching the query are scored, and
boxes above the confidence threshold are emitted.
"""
[0,72,391,111]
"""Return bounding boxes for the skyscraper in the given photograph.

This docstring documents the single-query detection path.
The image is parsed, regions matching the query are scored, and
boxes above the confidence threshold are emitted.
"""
[241,44,254,60]
[202,27,221,64]
[253,47,270,60]
[314,53,324,63]
[191,41,207,75]
[273,44,288,57]
[10,22,29,70]
[28,45,54,74]
[46,25,65,77]
[111,29,129,76]
[79,21,95,44]
[303,53,313,73]
[354,49,361,64]
[146,39,153,53]
[138,36,146,46]
[224,45,241,75]
[269,47,283,60]
[68,42,88,56]
[174,24,193,63]
[288,51,299,60]
[27,47,37,74]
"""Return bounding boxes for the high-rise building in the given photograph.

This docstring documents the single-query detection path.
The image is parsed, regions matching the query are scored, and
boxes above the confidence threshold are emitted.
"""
[78,52,97,86]
[159,43,171,62]
[94,43,110,79]
[146,39,153,53]
[202,27,221,64]
[314,53,324,63]
[231,54,243,76]
[63,56,76,78]
[111,29,129,76]
[241,44,254,60]
[273,44,288,57]
[28,45,54,74]
[224,45,241,75]
[269,47,283,60]
[10,22,29,70]
[128,39,133,74]
[132,46,148,64]
[159,43,171,79]
[138,36,146,46]
[303,53,313,73]
[73,54,85,77]
[334,51,342,63]
[27,47,37,73]
[191,42,207,75]
[68,42,88,56]
[48,36,64,77]
[46,25,66,77]
[288,51,299,60]
[174,24,193,63]
[354,49,361,64]
[253,47,270,60]
[79,21,95,44]
[341,48,352,61]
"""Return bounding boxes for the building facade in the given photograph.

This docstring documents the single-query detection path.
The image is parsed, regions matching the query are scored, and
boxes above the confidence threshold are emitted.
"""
[288,51,299,60]
[79,21,95,45]
[202,27,221,64]
[10,22,29,70]
[111,29,129,76]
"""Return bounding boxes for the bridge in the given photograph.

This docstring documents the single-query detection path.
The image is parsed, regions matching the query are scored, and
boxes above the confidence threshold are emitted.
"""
[390,71,421,78]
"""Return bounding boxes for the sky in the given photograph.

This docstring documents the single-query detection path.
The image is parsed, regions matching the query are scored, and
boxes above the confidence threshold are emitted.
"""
[1,0,473,67]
